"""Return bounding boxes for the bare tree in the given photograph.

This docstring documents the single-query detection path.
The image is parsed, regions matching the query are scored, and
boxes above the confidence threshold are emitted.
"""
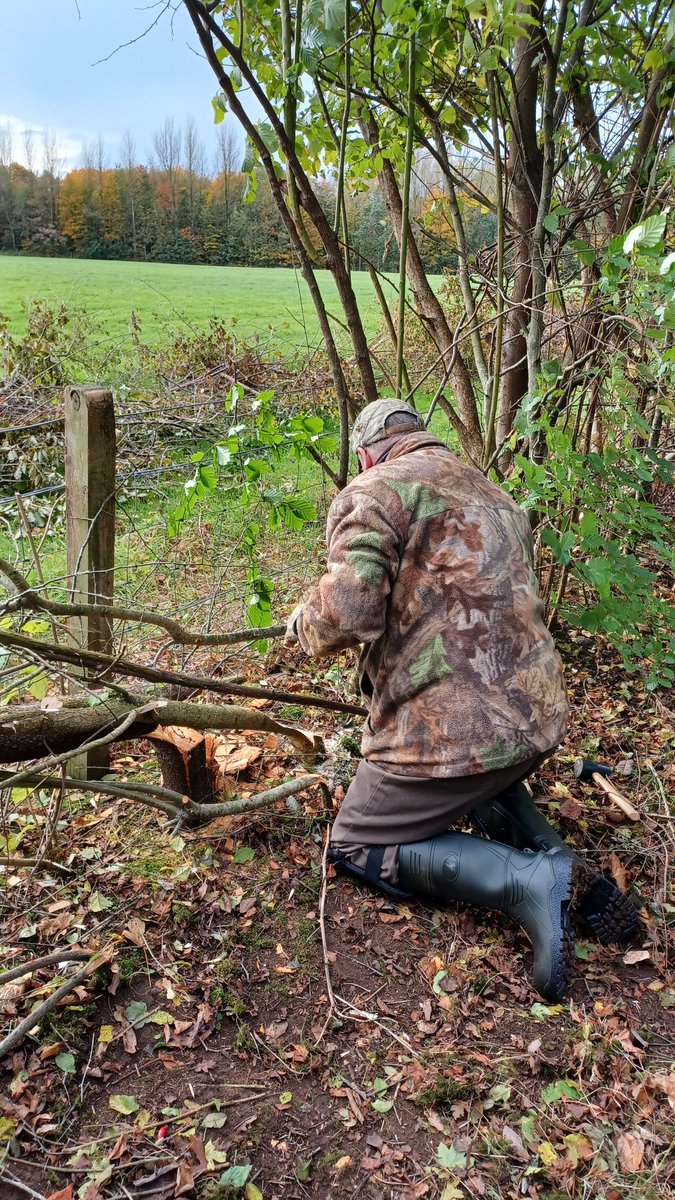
[183,114,205,232]
[214,120,241,176]
[22,128,35,174]
[41,130,63,226]
[120,128,139,254]
[153,116,182,235]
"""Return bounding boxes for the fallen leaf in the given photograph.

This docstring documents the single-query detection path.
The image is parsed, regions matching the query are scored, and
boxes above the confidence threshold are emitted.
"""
[122,917,146,946]
[502,1124,529,1163]
[334,1156,353,1171]
[623,949,650,965]
[46,1188,73,1200]
[609,852,628,893]
[109,1094,139,1116]
[537,1141,559,1166]
[616,1130,644,1172]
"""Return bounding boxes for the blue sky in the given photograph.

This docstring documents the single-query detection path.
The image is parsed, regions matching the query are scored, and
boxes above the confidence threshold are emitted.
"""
[1,1,245,171]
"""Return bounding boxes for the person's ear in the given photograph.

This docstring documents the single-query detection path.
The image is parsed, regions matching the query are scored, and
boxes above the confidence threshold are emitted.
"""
[357,447,374,472]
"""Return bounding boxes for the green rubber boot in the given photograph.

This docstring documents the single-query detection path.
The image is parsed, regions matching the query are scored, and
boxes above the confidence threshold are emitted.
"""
[398,832,576,1002]
[470,783,639,945]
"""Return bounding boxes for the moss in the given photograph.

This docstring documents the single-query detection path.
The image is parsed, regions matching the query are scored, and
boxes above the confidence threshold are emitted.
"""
[411,1074,475,1109]
[116,949,145,983]
[233,1025,256,1053]
[44,1000,97,1043]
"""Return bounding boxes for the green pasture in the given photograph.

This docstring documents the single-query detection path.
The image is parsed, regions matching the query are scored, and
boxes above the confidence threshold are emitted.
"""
[0,256,436,358]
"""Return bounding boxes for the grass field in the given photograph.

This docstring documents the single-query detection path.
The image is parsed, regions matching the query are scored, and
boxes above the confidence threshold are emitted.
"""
[0,256,429,358]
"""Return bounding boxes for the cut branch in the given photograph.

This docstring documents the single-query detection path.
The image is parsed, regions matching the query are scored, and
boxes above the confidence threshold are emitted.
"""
[0,627,368,716]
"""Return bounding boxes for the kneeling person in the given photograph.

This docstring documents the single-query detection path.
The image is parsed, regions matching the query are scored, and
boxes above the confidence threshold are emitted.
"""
[285,399,637,1002]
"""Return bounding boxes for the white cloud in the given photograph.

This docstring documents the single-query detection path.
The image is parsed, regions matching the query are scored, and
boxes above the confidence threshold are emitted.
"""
[0,114,113,174]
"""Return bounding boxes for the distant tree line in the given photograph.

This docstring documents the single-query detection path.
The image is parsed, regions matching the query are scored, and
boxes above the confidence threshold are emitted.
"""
[0,118,494,273]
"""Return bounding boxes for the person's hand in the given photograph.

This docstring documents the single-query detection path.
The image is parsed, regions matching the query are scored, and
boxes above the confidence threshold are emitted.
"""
[284,604,303,646]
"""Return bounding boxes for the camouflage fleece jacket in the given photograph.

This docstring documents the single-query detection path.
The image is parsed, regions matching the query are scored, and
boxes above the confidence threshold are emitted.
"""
[296,431,568,777]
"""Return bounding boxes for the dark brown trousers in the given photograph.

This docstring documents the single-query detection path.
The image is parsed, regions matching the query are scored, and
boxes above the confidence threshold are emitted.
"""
[331,753,548,882]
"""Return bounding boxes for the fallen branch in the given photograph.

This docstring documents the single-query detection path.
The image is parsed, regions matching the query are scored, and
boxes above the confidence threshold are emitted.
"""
[0,627,367,716]
[0,767,323,826]
[0,557,286,647]
[0,947,113,1060]
[0,695,324,764]
[0,856,75,879]
[0,950,91,986]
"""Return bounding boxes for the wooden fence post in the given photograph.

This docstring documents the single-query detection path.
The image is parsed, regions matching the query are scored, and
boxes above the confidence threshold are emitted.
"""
[64,388,116,779]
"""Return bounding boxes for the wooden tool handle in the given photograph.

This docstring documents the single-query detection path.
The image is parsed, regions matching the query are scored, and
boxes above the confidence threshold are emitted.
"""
[592,772,640,822]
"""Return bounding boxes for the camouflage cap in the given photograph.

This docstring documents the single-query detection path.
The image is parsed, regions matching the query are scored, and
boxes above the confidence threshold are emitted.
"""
[350,398,423,456]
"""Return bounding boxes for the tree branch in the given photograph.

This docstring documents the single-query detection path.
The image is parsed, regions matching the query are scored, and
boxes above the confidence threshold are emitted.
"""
[0,558,286,647]
[0,628,367,716]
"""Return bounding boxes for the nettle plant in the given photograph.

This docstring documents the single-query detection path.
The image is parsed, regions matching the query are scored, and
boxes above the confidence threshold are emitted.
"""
[509,215,675,690]
[167,383,337,640]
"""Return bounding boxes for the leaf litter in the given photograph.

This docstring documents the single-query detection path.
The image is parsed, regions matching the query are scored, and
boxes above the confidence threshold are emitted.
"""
[0,632,673,1200]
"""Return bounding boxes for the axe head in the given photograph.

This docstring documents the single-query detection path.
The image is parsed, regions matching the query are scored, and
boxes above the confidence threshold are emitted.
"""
[574,758,613,782]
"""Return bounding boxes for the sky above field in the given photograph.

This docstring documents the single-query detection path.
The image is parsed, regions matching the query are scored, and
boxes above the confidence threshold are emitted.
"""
[1,1,248,172]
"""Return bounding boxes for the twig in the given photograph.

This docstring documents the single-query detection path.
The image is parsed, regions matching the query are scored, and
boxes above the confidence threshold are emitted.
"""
[0,1170,47,1200]
[0,950,91,987]
[0,856,74,879]
[0,948,112,1060]
[316,829,337,1042]
[316,828,419,1058]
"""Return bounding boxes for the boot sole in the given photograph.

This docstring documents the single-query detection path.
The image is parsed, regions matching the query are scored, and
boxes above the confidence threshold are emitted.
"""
[577,876,640,945]
[536,852,576,1004]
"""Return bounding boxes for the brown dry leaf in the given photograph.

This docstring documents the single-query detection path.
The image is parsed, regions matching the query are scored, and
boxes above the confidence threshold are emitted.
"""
[609,852,628,893]
[263,1021,288,1042]
[502,1124,529,1163]
[122,1026,138,1055]
[616,1131,644,1172]
[176,1161,195,1195]
[334,1156,353,1172]
[623,949,650,966]
[46,1187,74,1200]
[559,797,583,821]
[650,1072,675,1107]
[122,917,146,947]
[40,695,63,711]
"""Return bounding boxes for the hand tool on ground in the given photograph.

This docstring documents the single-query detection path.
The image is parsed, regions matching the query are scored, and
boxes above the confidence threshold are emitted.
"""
[573,759,640,822]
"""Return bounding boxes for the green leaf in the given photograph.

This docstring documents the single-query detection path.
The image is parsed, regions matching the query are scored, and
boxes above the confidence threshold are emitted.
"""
[56,1052,76,1074]
[543,212,559,234]
[542,1079,582,1103]
[218,1164,252,1188]
[146,1010,173,1025]
[125,1000,148,1024]
[372,1098,394,1113]
[109,1094,140,1115]
[575,943,590,960]
[232,846,255,864]
[624,213,667,253]
[296,1160,312,1181]
[279,1091,293,1104]
[530,1002,564,1019]
[437,1144,467,1171]
[88,892,113,913]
